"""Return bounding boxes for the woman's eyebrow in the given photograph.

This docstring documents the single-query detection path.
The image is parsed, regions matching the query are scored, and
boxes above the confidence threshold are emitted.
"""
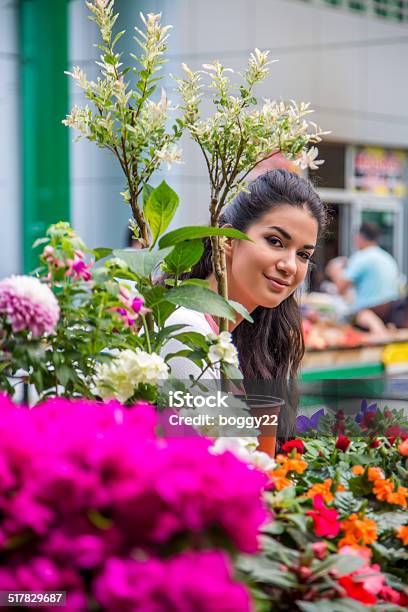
[267,225,315,250]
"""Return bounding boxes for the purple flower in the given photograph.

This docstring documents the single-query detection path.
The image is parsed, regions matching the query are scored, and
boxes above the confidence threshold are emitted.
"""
[355,399,378,424]
[296,408,324,433]
[0,276,59,337]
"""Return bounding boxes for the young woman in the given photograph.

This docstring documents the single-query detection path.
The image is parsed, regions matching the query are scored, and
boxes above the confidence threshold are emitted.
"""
[162,169,327,439]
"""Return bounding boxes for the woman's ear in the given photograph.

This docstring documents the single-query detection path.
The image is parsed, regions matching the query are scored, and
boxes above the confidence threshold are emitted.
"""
[221,224,234,258]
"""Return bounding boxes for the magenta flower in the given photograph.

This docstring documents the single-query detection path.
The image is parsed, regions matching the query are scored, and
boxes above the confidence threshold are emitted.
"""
[65,255,93,281]
[0,275,60,337]
[94,551,251,611]
[0,395,266,609]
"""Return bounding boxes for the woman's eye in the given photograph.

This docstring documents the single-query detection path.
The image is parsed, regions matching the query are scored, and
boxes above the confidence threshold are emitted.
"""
[265,236,282,247]
[298,252,312,261]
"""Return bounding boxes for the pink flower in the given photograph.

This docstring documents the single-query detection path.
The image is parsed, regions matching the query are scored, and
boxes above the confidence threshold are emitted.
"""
[94,551,251,611]
[131,297,144,313]
[306,494,341,538]
[65,256,93,281]
[311,541,328,560]
[0,394,267,606]
[0,275,59,337]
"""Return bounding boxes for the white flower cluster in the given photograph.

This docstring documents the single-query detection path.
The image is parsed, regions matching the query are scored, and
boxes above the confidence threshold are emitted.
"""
[211,437,276,472]
[207,331,239,368]
[95,348,169,403]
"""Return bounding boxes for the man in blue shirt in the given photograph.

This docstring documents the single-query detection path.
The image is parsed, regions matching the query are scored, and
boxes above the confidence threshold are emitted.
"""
[327,222,403,335]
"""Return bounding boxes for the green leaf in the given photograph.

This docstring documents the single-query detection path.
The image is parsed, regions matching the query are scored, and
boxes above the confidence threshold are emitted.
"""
[142,183,153,210]
[262,521,284,535]
[165,285,237,321]
[93,247,113,261]
[180,279,210,288]
[32,237,49,249]
[158,226,251,248]
[172,331,209,352]
[298,600,367,612]
[163,240,204,276]
[144,181,179,247]
[113,247,173,279]
[237,555,298,588]
[228,299,253,323]
[312,554,365,579]
[153,301,177,327]
[222,363,243,380]
[55,364,72,387]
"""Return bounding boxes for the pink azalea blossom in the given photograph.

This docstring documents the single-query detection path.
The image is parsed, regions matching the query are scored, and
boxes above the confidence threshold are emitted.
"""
[94,551,251,611]
[0,395,266,608]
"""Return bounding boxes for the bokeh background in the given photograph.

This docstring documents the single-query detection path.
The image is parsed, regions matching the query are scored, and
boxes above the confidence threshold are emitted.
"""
[1,0,408,279]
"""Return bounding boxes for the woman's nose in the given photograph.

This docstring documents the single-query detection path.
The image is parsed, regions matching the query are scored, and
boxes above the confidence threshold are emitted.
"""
[276,253,297,276]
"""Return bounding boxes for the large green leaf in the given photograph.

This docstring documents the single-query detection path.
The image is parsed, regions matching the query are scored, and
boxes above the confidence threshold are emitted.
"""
[144,181,179,247]
[158,225,251,248]
[228,299,253,323]
[113,247,173,279]
[163,239,204,276]
[92,247,113,261]
[165,285,237,321]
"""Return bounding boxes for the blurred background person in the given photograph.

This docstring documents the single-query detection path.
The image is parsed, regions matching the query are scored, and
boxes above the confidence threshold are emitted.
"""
[326,221,407,336]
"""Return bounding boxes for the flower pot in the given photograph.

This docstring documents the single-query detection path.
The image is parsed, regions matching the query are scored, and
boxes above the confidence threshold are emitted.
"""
[242,395,284,458]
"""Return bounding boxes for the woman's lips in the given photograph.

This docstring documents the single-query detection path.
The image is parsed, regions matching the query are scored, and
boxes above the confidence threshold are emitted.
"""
[263,274,289,293]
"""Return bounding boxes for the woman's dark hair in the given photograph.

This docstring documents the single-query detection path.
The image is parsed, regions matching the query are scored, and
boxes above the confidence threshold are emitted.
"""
[183,169,327,439]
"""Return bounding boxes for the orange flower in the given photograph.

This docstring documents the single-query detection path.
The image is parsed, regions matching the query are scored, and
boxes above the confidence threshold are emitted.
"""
[398,439,408,457]
[339,513,378,547]
[396,525,408,546]
[372,478,394,502]
[337,484,346,492]
[352,465,364,476]
[276,452,308,475]
[268,467,292,491]
[367,467,384,482]
[387,486,408,508]
[307,478,334,503]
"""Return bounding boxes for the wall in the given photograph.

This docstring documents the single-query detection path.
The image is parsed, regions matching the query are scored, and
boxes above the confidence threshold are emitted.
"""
[0,0,20,276]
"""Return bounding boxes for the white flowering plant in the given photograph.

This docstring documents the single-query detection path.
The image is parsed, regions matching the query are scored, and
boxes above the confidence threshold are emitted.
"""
[175,55,327,333]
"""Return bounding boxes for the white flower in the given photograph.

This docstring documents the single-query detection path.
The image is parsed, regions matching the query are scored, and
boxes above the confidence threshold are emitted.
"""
[156,143,183,170]
[95,348,169,403]
[294,146,324,171]
[207,331,239,368]
[211,437,276,472]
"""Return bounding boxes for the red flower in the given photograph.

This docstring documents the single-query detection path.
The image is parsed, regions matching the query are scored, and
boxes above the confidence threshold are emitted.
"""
[369,438,381,449]
[335,435,351,452]
[338,575,377,605]
[379,586,403,604]
[306,494,340,538]
[281,439,305,454]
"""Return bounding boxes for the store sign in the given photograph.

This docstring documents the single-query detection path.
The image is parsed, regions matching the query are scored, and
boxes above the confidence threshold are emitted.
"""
[352,146,407,197]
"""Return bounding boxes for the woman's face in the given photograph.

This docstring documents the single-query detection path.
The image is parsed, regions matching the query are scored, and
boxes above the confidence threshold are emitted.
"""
[226,204,318,312]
